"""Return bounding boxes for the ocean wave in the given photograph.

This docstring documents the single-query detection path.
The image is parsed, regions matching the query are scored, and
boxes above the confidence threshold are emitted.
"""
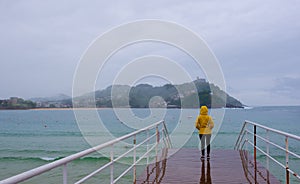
[0,149,76,156]
[0,156,64,162]
[77,156,110,162]
[40,157,61,161]
[0,156,134,162]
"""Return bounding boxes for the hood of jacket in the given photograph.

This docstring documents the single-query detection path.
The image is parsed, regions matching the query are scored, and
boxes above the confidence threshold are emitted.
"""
[200,106,208,115]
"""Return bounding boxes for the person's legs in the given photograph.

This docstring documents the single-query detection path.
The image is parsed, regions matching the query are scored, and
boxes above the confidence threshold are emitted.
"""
[199,134,205,157]
[206,134,211,157]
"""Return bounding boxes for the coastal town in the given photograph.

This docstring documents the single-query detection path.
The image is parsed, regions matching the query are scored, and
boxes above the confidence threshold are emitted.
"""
[0,97,71,109]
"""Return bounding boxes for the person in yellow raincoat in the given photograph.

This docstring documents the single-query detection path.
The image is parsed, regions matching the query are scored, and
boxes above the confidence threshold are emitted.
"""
[195,106,214,160]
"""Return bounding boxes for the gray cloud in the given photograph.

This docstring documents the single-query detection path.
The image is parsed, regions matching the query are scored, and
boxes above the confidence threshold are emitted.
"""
[0,0,299,105]
[272,77,300,97]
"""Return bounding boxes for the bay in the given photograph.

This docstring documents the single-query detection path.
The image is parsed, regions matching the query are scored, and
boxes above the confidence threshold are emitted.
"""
[0,106,299,183]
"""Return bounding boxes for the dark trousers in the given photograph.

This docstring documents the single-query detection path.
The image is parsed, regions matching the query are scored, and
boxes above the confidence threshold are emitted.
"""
[199,134,211,156]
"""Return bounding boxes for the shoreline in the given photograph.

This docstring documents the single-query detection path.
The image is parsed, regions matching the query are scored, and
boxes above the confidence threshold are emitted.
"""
[31,108,111,110]
[0,106,246,111]
[0,107,110,111]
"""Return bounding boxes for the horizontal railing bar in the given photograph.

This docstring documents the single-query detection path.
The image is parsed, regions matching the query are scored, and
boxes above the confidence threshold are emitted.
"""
[132,142,158,167]
[235,129,247,150]
[288,150,300,160]
[147,142,158,156]
[245,120,300,141]
[162,128,172,148]
[87,129,163,183]
[114,147,135,163]
[114,133,157,163]
[246,130,300,159]
[163,130,171,148]
[133,142,158,167]
[113,161,135,183]
[75,161,113,184]
[144,142,158,160]
[136,149,152,165]
[162,122,172,148]
[257,132,300,159]
[287,168,300,180]
[236,120,300,182]
[248,141,286,169]
[135,133,157,150]
[240,139,248,150]
[0,120,165,184]
[78,125,164,184]
[75,139,157,184]
[115,143,159,183]
[247,130,287,152]
[235,122,248,149]
[234,132,242,150]
[76,127,161,184]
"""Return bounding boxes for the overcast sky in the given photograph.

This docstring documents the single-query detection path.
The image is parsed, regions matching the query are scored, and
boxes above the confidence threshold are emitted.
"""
[0,0,299,106]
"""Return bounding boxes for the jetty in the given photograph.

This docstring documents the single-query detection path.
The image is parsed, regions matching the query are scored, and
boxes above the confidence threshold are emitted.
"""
[137,148,280,183]
[0,120,299,184]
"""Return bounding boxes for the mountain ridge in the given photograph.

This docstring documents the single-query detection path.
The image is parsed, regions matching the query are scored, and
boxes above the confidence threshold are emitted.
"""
[72,79,244,108]
[29,93,71,102]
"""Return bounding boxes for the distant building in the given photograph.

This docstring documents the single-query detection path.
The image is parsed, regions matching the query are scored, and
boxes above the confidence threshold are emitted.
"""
[36,102,43,107]
[196,77,206,83]
[10,97,18,105]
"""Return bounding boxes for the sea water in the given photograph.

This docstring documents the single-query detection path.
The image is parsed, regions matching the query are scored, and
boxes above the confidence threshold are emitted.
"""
[0,106,299,183]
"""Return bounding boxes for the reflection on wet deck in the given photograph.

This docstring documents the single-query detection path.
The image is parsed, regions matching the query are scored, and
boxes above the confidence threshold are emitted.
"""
[137,148,280,184]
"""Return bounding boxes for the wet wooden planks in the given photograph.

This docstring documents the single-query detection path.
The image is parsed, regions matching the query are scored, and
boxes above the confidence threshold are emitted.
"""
[136,148,281,184]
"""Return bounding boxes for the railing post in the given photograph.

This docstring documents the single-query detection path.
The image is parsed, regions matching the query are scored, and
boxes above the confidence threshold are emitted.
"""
[254,125,257,183]
[146,129,150,183]
[155,125,161,183]
[156,125,160,156]
[110,144,114,184]
[245,128,248,165]
[254,125,257,159]
[162,126,165,147]
[285,136,289,184]
[266,130,270,182]
[133,135,137,184]
[63,163,67,184]
[147,129,149,165]
[162,120,172,148]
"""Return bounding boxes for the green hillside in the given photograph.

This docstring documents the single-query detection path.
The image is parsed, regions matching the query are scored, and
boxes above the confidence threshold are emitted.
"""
[73,79,244,108]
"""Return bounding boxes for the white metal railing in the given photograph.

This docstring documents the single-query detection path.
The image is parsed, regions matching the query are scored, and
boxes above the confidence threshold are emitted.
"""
[0,120,171,184]
[235,120,300,184]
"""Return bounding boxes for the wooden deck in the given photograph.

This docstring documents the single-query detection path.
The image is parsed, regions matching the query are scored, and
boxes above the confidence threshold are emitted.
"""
[137,148,281,184]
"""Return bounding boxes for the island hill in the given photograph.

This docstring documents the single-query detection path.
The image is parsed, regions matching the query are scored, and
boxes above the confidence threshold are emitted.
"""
[1,79,244,109]
[72,79,244,108]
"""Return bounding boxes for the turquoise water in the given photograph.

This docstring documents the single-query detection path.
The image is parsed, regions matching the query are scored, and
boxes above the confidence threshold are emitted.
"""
[0,106,299,183]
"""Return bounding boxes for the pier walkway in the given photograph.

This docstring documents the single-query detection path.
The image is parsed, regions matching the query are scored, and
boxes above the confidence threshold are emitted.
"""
[137,148,281,184]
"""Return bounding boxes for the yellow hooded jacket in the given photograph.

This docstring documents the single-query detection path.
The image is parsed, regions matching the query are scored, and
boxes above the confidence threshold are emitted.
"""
[195,106,214,134]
